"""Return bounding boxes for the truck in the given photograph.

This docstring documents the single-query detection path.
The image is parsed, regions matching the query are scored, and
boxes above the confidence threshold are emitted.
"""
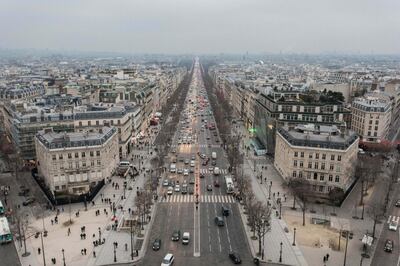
[170,163,176,173]
[211,152,217,160]
[225,175,234,194]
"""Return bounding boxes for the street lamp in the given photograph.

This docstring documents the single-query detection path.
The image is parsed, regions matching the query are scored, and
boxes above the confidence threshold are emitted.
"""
[62,249,66,266]
[279,201,282,220]
[292,228,296,246]
[130,220,134,260]
[114,242,117,262]
[98,227,101,245]
[268,181,272,200]
[279,242,283,263]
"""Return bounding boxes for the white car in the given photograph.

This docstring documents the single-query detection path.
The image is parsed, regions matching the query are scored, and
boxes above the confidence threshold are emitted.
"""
[183,169,189,176]
[161,253,174,266]
[167,186,173,195]
[182,232,190,245]
[389,220,398,231]
[174,184,180,192]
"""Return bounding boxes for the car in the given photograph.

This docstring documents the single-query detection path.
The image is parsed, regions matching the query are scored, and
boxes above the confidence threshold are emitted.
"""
[161,253,174,266]
[207,185,213,191]
[182,232,190,245]
[228,251,242,264]
[181,186,187,194]
[389,220,398,231]
[188,187,194,194]
[171,230,181,241]
[174,184,180,192]
[152,239,161,251]
[190,160,195,167]
[22,197,35,206]
[191,155,196,160]
[185,159,189,165]
[206,136,211,140]
[200,154,206,159]
[395,199,400,207]
[384,239,393,252]
[222,206,230,216]
[177,168,183,174]
[171,149,176,154]
[202,160,208,166]
[215,139,220,143]
[211,160,216,166]
[189,168,194,173]
[183,169,189,176]
[208,166,214,172]
[200,173,205,178]
[214,180,220,187]
[215,216,225,226]
[18,189,30,196]
[189,177,195,184]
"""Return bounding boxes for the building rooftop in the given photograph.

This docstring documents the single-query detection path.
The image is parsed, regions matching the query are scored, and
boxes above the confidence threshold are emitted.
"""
[278,124,358,150]
[36,127,117,149]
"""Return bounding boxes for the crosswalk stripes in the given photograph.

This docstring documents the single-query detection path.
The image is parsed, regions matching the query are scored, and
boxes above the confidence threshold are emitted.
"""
[199,168,228,175]
[170,144,220,148]
[160,194,235,203]
[387,215,400,224]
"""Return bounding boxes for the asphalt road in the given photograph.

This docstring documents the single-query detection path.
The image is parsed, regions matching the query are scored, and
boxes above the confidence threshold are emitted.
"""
[141,60,252,265]
[370,181,400,266]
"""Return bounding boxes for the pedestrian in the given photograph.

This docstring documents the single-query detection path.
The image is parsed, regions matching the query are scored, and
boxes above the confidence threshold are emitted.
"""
[93,251,96,258]
[84,248,87,255]
[68,228,71,236]
[326,254,330,261]
[51,219,54,225]
[125,243,128,251]
[81,249,84,255]
[323,256,326,262]
[93,233,96,238]
[38,247,41,254]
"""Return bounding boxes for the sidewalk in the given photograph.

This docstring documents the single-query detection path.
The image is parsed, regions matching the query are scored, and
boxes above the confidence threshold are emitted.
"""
[16,128,161,266]
[232,121,390,266]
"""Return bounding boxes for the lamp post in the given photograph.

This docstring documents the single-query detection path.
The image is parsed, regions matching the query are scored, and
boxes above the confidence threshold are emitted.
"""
[62,249,66,266]
[279,242,283,263]
[114,242,117,262]
[40,232,46,266]
[292,228,296,246]
[98,227,101,245]
[279,201,282,220]
[130,220,134,260]
[268,181,272,200]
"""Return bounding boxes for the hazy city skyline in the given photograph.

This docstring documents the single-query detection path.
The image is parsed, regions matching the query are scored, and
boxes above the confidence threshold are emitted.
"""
[1,0,399,55]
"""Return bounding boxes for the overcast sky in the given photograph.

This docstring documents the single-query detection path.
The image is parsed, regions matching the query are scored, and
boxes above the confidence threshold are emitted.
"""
[0,0,399,54]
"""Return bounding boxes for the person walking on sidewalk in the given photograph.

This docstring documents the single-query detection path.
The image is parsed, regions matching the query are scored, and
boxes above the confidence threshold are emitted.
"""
[38,247,41,255]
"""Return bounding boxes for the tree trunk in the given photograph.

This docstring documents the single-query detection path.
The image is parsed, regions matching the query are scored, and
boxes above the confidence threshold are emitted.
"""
[372,218,377,238]
[292,196,296,209]
[258,233,262,255]
[302,208,306,226]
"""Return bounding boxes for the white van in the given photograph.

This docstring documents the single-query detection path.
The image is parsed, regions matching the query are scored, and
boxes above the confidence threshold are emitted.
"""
[170,164,176,173]
[213,167,220,175]
[182,232,190,244]
[161,253,174,266]
[211,152,217,160]
[389,220,398,231]
[190,160,195,167]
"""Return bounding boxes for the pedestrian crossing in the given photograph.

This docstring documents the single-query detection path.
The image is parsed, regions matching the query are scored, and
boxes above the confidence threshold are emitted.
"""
[160,194,235,203]
[387,215,400,224]
[199,168,228,174]
[171,144,220,148]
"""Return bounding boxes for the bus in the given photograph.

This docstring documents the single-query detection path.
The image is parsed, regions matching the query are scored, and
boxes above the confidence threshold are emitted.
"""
[225,176,234,194]
[0,217,12,244]
[0,200,4,215]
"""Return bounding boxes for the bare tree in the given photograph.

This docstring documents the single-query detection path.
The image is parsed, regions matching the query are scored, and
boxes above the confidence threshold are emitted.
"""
[287,178,311,226]
[252,201,272,256]
[367,202,385,238]
[328,187,345,206]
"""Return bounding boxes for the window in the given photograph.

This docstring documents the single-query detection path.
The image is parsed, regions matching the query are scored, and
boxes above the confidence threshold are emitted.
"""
[292,171,297,177]
[307,172,311,179]
[299,161,303,168]
[294,160,298,167]
[97,160,101,166]
[313,173,318,180]
[75,162,79,168]
[335,175,340,182]
[315,153,319,159]
[329,175,333,181]
[52,155,57,161]
[300,152,304,158]
[321,163,325,170]
[299,171,303,178]
[327,186,332,192]
[336,166,341,172]
[111,120,114,125]
[369,120,372,125]
[320,174,324,181]
[88,121,91,126]
[96,120,99,126]
[59,154,63,160]
[337,155,341,161]
[90,151,94,157]
[82,152,85,158]
[322,154,326,160]
[330,164,334,171]
[68,153,72,159]
[294,152,298,157]
[331,155,335,160]
[82,162,86,167]
[75,153,79,158]
[314,162,319,169]
[96,151,100,156]
[374,132,377,137]
[308,162,312,169]
[91,161,95,167]
[68,162,72,169]
[118,120,121,125]
[79,121,82,127]
[309,153,313,159]
[319,186,324,192]
[375,120,379,125]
